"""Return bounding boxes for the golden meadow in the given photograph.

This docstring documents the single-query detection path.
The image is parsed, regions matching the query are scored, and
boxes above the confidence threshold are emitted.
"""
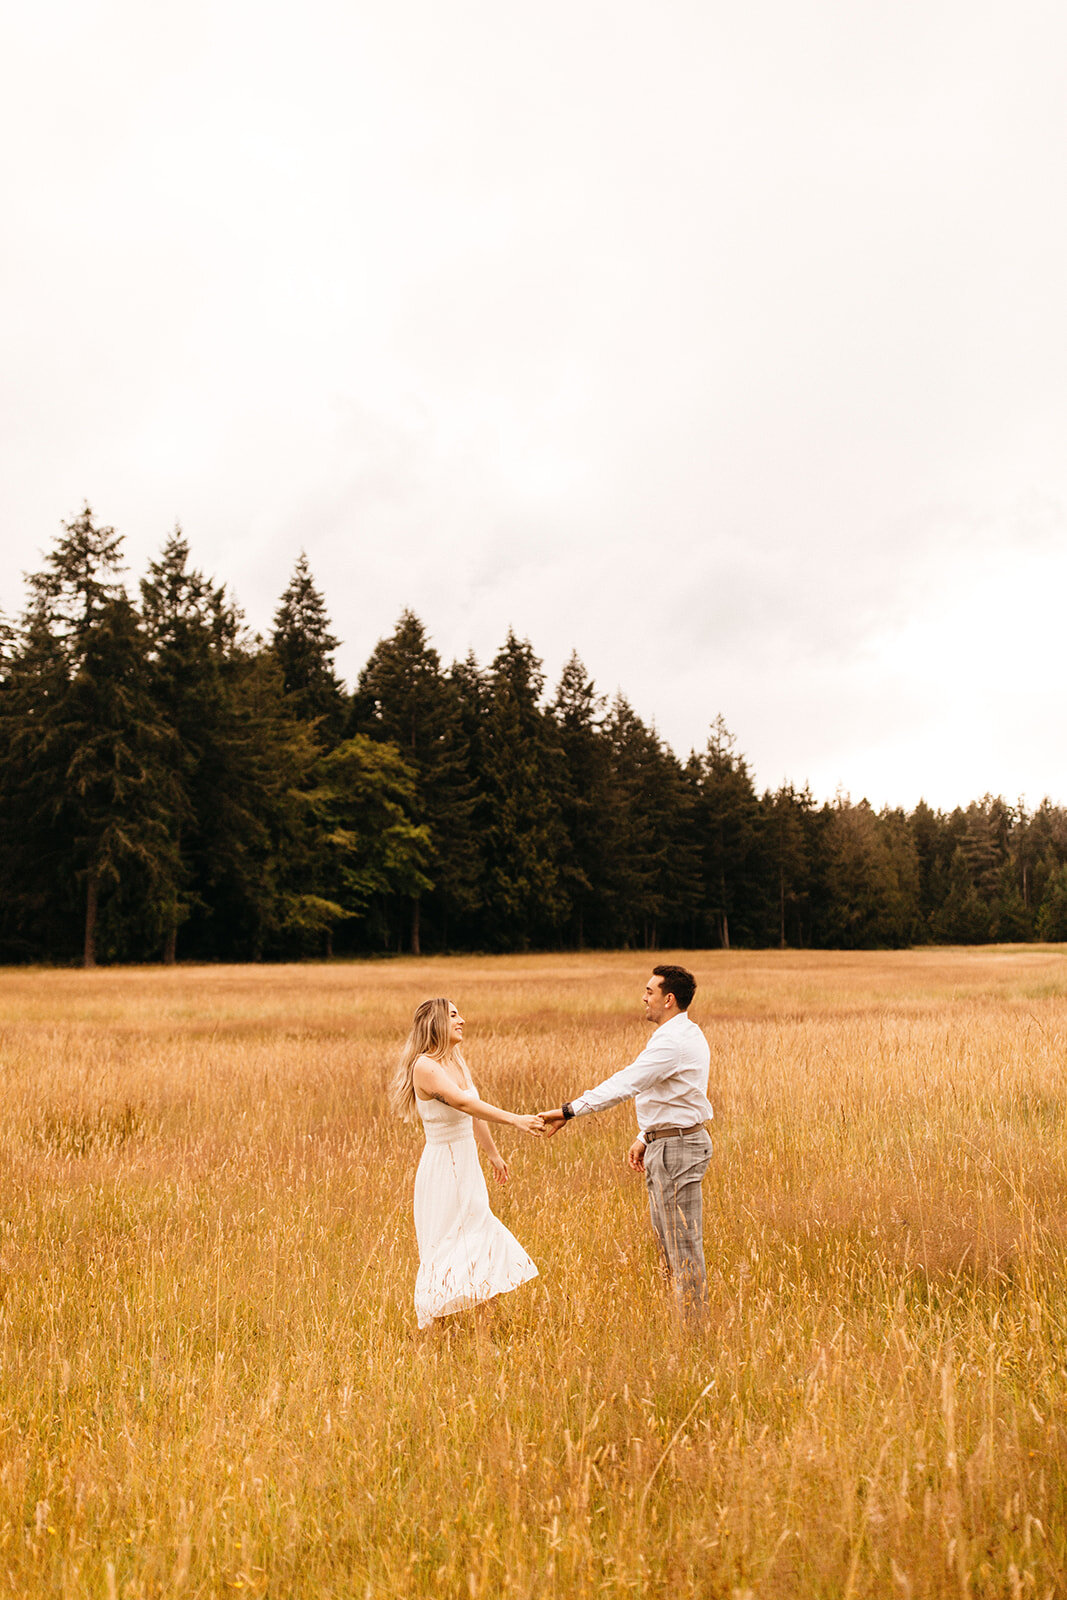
[2,948,1067,1598]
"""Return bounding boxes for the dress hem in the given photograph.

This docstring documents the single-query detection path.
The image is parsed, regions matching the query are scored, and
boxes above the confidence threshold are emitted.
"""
[415,1264,538,1329]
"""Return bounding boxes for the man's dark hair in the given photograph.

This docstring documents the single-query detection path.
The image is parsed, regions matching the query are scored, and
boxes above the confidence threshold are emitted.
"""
[652,964,696,1011]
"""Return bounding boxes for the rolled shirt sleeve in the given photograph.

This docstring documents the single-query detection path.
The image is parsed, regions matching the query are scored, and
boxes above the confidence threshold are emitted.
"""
[566,1013,713,1137]
[570,1032,679,1117]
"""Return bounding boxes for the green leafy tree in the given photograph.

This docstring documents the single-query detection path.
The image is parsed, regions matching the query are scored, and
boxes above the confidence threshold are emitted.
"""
[352,612,476,953]
[309,735,433,953]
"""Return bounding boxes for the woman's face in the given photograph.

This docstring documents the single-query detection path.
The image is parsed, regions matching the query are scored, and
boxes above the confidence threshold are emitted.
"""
[448,1002,465,1047]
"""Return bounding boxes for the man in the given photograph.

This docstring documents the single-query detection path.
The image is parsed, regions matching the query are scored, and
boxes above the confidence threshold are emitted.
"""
[541,965,714,1316]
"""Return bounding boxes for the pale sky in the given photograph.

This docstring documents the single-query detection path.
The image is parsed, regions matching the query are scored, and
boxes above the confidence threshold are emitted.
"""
[3,0,1066,811]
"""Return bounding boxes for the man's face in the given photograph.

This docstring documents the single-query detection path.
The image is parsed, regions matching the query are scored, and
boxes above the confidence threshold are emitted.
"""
[642,975,670,1024]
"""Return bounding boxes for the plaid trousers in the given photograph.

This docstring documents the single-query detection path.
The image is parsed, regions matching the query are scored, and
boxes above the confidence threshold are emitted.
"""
[644,1127,713,1316]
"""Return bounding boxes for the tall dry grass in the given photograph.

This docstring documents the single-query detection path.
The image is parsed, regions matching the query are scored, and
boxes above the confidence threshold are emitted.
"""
[1,947,1067,1597]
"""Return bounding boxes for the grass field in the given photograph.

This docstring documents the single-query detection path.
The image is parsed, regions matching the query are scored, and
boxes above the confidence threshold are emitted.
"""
[3,947,1067,1598]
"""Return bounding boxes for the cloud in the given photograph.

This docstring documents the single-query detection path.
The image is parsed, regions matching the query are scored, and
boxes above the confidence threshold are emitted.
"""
[3,0,1067,809]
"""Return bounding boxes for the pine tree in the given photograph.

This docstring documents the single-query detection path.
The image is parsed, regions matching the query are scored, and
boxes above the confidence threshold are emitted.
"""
[147,545,341,962]
[909,798,945,937]
[24,502,125,643]
[477,631,569,948]
[1017,800,1067,922]
[0,611,80,958]
[761,783,813,947]
[3,593,183,965]
[141,539,330,963]
[821,799,920,948]
[1036,863,1067,941]
[603,696,697,948]
[691,717,761,948]
[270,553,346,743]
[140,531,240,960]
[200,645,323,960]
[2,511,185,964]
[603,696,667,945]
[960,797,1012,903]
[64,597,185,964]
[550,652,611,947]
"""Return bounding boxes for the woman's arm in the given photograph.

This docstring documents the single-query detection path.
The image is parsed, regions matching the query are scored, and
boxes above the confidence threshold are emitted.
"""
[473,1117,510,1184]
[473,1117,501,1157]
[412,1059,542,1134]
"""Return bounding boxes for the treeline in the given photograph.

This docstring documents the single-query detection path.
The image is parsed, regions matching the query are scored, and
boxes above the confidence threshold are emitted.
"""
[2,507,1067,965]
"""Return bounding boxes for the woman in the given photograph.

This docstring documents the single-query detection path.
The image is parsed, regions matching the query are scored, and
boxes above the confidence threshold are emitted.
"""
[392,997,542,1329]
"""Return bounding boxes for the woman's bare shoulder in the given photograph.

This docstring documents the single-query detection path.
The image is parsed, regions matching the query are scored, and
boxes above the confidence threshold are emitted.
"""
[411,1054,437,1095]
[413,1054,458,1100]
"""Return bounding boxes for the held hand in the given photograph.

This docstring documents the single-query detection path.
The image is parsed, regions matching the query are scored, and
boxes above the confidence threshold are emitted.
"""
[514,1113,544,1136]
[627,1138,646,1173]
[539,1108,566,1139]
[490,1156,510,1185]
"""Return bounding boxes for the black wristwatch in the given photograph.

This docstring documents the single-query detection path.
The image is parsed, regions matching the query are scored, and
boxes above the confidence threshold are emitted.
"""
[562,1102,575,1120]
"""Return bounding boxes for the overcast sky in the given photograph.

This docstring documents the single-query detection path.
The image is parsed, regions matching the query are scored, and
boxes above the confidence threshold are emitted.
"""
[3,0,1066,810]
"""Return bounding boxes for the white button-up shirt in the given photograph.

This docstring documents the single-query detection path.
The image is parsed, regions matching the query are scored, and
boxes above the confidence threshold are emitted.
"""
[570,1012,713,1142]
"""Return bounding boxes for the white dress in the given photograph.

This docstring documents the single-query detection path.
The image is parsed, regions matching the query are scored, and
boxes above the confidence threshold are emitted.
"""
[413,1092,538,1328]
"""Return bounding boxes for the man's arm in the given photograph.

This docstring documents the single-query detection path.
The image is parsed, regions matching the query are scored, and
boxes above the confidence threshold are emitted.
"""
[627,1136,646,1171]
[539,1031,678,1132]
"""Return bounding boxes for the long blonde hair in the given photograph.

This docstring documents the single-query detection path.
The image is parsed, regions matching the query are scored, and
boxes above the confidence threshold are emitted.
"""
[391,997,468,1120]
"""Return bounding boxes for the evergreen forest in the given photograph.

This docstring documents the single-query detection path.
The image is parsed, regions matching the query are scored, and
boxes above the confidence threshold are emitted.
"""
[2,507,1066,966]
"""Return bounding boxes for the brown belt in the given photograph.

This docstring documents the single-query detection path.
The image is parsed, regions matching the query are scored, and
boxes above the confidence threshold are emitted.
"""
[643,1123,706,1143]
